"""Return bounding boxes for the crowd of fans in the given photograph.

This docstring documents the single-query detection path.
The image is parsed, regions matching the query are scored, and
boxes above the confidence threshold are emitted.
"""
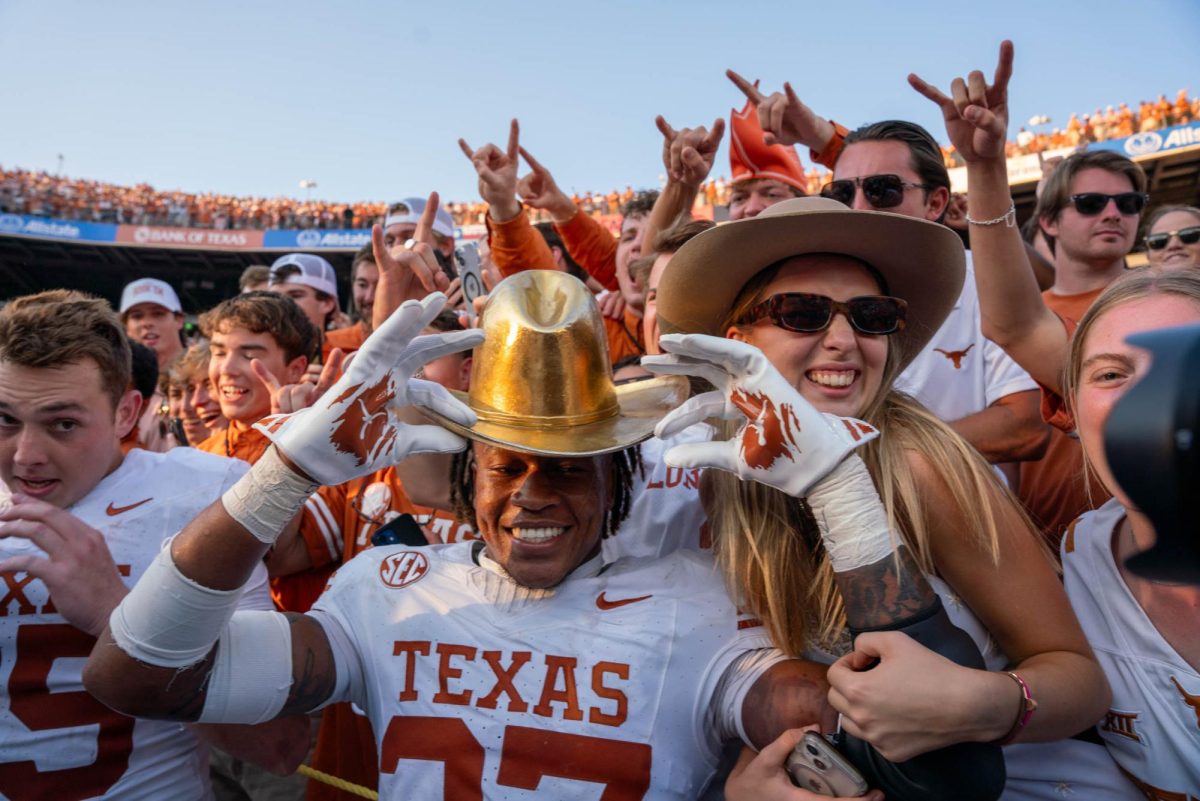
[2,89,1191,234]
[1,45,1198,801]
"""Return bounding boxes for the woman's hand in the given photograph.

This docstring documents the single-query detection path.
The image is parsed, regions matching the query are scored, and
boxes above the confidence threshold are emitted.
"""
[727,728,883,801]
[827,631,1011,761]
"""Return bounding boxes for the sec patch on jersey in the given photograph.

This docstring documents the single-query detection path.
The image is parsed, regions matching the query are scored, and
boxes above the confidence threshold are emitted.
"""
[378,551,429,589]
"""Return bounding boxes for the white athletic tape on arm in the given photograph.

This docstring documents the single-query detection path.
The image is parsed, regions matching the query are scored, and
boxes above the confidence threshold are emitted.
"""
[109,539,244,668]
[198,610,293,724]
[806,455,895,573]
[221,446,319,545]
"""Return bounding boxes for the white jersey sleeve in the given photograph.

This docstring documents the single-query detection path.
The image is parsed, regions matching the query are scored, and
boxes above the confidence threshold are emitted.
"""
[310,542,772,799]
[1062,499,1200,798]
[0,448,255,801]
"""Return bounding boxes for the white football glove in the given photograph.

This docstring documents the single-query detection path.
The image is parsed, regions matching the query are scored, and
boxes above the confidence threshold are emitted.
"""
[254,293,484,487]
[642,333,879,498]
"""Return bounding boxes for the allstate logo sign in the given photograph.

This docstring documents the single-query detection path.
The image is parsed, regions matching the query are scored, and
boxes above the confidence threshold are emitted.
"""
[0,214,23,233]
[1124,132,1163,157]
[297,230,322,247]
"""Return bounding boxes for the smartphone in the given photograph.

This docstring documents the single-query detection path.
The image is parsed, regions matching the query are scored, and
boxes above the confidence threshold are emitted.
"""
[786,732,869,797]
[455,242,485,323]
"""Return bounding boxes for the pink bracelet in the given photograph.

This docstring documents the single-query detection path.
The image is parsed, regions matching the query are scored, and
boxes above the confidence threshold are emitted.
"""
[994,671,1038,746]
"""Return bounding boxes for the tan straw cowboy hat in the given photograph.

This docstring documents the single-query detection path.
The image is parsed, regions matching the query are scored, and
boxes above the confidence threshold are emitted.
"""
[421,270,688,456]
[656,196,966,370]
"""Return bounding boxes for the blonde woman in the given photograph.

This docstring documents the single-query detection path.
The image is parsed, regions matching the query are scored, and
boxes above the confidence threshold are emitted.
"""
[650,195,1119,799]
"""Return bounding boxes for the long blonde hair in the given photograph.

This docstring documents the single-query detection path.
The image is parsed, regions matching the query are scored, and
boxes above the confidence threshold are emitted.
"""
[705,260,1029,656]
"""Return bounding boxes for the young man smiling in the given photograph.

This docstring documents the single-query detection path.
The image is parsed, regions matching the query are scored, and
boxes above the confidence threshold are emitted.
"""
[194,291,316,464]
[0,290,301,799]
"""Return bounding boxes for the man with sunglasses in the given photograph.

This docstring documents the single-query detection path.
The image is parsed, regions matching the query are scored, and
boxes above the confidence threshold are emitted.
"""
[727,79,1048,471]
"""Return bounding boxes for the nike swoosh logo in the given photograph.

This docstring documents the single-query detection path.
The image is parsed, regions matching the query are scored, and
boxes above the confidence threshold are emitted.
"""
[596,592,652,610]
[106,498,153,516]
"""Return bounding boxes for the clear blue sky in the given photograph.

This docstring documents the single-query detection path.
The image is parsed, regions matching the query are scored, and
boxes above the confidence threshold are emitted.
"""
[2,0,1197,206]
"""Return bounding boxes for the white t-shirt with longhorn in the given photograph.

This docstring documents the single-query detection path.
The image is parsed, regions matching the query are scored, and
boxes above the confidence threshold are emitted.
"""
[895,255,1037,422]
[310,542,776,800]
[1061,499,1200,798]
[0,448,272,801]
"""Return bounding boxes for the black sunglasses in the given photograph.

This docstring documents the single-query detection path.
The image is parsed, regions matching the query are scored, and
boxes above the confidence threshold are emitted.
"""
[740,293,907,336]
[1069,192,1149,216]
[1145,225,1200,250]
[819,174,929,209]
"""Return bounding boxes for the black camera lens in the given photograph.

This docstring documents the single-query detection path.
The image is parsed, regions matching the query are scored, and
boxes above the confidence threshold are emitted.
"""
[805,743,819,756]
[813,758,827,771]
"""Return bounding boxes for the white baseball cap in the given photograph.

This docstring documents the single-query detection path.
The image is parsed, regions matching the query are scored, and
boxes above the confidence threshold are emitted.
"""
[384,197,456,240]
[119,278,182,315]
[269,253,339,302]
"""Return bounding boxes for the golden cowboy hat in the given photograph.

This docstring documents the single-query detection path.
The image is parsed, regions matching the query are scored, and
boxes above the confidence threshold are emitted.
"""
[422,270,688,457]
[656,196,966,371]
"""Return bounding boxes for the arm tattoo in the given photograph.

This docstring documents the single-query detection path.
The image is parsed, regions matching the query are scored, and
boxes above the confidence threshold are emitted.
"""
[280,612,337,715]
[161,652,218,722]
[835,546,940,632]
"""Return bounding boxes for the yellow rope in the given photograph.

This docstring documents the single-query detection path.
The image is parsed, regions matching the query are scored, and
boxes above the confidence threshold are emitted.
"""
[295,764,379,800]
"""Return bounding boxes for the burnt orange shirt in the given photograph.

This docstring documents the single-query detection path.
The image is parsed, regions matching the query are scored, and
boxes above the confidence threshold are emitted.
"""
[1018,288,1110,546]
[487,208,644,366]
[195,423,270,464]
[323,321,369,361]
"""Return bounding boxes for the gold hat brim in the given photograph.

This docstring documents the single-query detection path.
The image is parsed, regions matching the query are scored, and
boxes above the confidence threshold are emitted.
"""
[420,374,690,457]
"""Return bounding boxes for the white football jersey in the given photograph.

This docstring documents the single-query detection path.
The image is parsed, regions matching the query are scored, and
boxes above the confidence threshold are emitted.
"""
[1061,499,1200,798]
[895,255,1037,423]
[310,542,773,800]
[0,448,271,801]
[602,423,711,563]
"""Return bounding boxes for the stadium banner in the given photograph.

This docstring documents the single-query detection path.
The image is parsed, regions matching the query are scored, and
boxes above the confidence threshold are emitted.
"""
[263,228,372,249]
[116,225,265,249]
[0,213,118,243]
[1089,121,1200,159]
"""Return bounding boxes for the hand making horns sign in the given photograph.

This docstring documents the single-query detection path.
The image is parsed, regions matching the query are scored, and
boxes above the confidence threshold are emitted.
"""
[726,68,836,152]
[459,119,522,222]
[654,114,725,187]
[370,190,450,307]
[908,40,1014,164]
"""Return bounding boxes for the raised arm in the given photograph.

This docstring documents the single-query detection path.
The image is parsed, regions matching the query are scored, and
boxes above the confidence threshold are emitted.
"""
[84,295,484,723]
[640,115,724,252]
[460,120,559,276]
[910,41,1070,391]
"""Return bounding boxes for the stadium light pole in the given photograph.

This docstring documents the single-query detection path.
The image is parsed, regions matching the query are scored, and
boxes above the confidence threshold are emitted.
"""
[56,154,64,176]
[299,179,317,202]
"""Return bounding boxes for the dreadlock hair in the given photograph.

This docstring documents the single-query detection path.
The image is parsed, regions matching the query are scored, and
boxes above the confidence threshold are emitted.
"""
[449,444,643,539]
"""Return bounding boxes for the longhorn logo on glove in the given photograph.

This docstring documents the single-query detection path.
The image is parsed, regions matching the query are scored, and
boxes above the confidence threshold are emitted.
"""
[731,389,802,470]
[330,375,398,466]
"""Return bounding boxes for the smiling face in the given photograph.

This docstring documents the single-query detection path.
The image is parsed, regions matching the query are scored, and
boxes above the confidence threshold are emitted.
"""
[1072,293,1200,509]
[728,178,796,221]
[0,359,139,508]
[472,444,611,589]
[1146,209,1200,270]
[208,324,306,427]
[727,255,890,418]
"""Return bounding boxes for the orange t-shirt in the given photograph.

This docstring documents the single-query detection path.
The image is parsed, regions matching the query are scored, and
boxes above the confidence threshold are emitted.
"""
[604,308,645,366]
[195,423,270,464]
[1017,288,1111,546]
[487,207,560,278]
[323,321,369,361]
[554,209,619,291]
